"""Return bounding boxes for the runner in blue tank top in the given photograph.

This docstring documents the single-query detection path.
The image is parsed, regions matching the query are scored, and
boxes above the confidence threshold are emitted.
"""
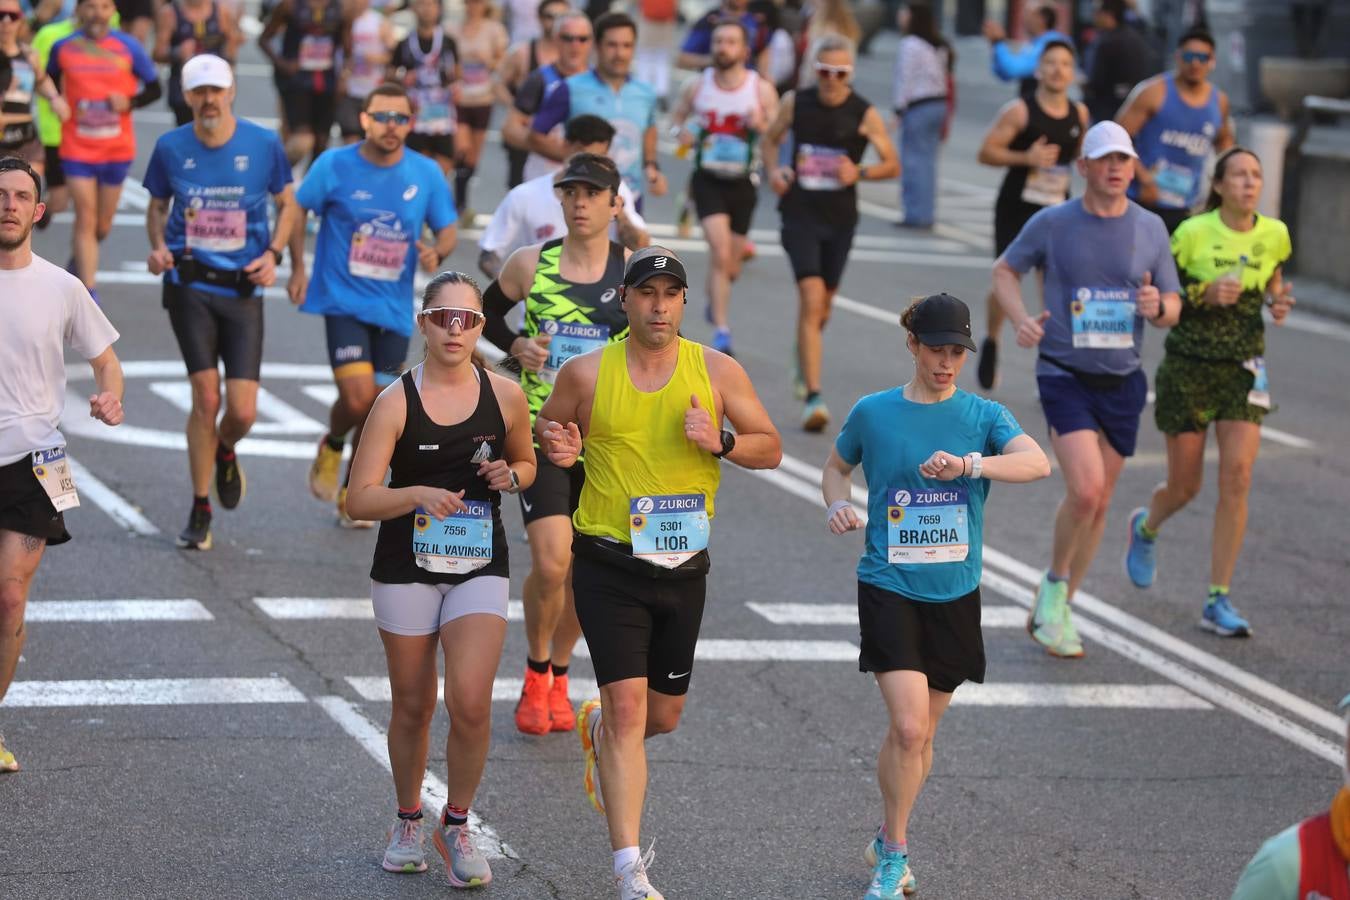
[1117,26,1232,234]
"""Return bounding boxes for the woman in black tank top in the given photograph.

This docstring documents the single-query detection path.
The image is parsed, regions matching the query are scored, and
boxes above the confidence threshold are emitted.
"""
[344,272,536,877]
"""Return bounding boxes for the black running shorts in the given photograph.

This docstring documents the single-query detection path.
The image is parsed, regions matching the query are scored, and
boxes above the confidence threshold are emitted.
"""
[690,170,757,236]
[857,581,985,693]
[572,546,707,696]
[0,456,71,545]
[780,215,856,289]
[163,282,265,381]
[518,448,584,525]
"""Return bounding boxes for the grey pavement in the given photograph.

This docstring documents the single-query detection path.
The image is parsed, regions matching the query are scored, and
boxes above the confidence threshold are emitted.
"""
[2,13,1347,900]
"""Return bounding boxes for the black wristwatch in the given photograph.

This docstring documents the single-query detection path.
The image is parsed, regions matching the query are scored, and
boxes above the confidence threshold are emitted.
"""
[268,247,284,265]
[712,429,736,459]
[508,469,520,493]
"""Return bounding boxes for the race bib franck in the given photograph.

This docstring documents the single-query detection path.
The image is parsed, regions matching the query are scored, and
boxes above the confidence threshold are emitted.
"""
[1071,287,1136,349]
[886,486,968,564]
[629,493,709,569]
[412,500,493,574]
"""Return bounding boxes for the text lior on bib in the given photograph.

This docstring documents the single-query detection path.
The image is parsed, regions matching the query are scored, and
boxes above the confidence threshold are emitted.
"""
[886,486,968,564]
[539,320,609,384]
[412,500,493,574]
[629,493,709,569]
[32,447,80,512]
[1071,287,1136,349]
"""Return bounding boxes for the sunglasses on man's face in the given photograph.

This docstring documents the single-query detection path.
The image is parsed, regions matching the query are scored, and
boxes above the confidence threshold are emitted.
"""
[815,63,853,79]
[419,307,485,330]
[0,10,23,22]
[1180,50,1212,64]
[560,33,591,43]
[368,110,412,125]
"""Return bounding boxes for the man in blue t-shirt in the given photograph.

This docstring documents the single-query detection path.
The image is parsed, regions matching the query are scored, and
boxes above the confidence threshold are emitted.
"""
[142,54,299,552]
[529,10,666,210]
[292,81,458,527]
[993,120,1181,659]
[982,2,1072,99]
[675,0,764,73]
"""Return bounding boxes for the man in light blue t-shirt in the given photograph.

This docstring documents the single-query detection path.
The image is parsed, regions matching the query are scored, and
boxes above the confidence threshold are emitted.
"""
[293,81,458,527]
[143,54,299,552]
[993,120,1180,658]
[529,10,666,210]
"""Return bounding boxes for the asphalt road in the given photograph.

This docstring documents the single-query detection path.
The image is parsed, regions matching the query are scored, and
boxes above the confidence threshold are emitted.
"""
[3,18,1347,900]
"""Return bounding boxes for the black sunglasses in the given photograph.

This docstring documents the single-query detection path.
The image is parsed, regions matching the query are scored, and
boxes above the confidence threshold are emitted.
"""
[0,10,23,22]
[368,110,412,125]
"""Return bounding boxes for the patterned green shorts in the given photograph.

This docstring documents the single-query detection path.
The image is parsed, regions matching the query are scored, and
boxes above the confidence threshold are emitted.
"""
[1154,354,1268,435]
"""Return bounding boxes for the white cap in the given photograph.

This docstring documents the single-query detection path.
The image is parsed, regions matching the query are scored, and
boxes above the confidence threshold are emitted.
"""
[1080,121,1138,160]
[181,54,234,92]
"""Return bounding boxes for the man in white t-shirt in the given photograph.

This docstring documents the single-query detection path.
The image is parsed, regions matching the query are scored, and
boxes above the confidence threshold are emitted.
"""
[0,156,124,774]
[478,114,650,281]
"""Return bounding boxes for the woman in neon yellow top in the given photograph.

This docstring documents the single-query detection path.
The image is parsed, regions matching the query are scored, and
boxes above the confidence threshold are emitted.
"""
[1123,146,1296,637]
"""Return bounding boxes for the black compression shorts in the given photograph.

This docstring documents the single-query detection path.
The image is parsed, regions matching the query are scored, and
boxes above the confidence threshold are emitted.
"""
[164,282,265,381]
[690,169,757,235]
[518,448,584,525]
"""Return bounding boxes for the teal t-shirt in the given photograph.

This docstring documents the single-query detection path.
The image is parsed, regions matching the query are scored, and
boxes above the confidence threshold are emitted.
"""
[835,388,1023,602]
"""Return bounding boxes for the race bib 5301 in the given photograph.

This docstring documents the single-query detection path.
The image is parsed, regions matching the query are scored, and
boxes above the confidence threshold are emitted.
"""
[629,493,709,569]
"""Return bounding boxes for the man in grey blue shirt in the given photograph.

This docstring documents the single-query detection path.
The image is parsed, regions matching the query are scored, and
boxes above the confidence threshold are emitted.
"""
[993,120,1180,658]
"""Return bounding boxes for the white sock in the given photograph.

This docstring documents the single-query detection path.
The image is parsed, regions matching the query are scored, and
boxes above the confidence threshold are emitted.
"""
[613,846,641,875]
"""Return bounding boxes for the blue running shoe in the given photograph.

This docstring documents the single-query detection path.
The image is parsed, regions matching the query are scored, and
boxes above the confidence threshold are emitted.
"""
[863,830,916,895]
[1200,594,1251,637]
[1124,507,1157,589]
[864,848,914,900]
[712,328,734,357]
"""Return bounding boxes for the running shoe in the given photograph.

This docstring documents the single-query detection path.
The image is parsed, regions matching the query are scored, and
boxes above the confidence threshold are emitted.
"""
[741,238,757,261]
[576,698,605,813]
[1124,507,1157,588]
[548,672,576,733]
[711,328,735,357]
[309,437,342,502]
[514,667,552,736]
[0,733,18,773]
[1027,574,1083,658]
[801,396,830,432]
[865,848,915,900]
[336,487,374,529]
[863,830,917,895]
[1200,594,1252,637]
[177,503,213,550]
[615,845,663,900]
[976,337,998,390]
[214,443,245,510]
[433,818,492,888]
[382,816,428,873]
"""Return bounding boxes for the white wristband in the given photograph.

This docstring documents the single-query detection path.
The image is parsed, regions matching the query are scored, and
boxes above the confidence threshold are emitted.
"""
[826,499,851,525]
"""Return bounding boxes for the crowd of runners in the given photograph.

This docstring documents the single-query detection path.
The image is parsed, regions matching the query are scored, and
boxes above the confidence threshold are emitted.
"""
[0,1,1341,898]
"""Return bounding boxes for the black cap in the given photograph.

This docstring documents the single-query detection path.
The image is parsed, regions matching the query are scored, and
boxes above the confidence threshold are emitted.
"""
[623,246,689,289]
[908,293,977,351]
[555,153,621,192]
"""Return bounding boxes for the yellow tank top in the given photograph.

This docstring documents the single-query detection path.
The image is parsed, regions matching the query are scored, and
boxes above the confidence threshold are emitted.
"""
[573,338,722,543]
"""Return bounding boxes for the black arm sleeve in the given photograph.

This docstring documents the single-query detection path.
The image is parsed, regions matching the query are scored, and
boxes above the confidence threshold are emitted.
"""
[133,79,163,109]
[482,278,520,353]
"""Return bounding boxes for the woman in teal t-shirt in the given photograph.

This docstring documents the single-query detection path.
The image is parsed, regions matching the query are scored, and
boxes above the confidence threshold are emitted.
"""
[821,292,1051,900]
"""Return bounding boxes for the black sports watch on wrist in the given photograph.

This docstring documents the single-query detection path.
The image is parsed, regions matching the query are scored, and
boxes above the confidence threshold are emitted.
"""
[268,247,284,265]
[508,469,520,493]
[712,429,736,459]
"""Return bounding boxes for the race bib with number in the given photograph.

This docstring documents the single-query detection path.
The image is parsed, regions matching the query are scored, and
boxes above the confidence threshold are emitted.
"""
[298,34,336,71]
[886,486,968,564]
[31,447,80,512]
[348,219,409,281]
[75,99,120,140]
[629,493,709,569]
[795,143,845,190]
[412,500,494,574]
[1152,160,1197,208]
[1243,356,1271,409]
[185,204,247,253]
[1071,287,1136,349]
[459,62,493,104]
[611,119,641,182]
[1021,164,1070,206]
[412,86,455,135]
[700,131,752,177]
[539,320,609,385]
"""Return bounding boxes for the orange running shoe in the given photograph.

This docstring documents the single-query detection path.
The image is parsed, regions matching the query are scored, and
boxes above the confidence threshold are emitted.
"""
[548,673,576,732]
[576,698,605,813]
[514,667,552,735]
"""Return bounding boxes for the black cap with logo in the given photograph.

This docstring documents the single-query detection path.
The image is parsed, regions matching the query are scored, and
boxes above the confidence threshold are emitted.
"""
[908,293,977,351]
[623,246,689,289]
[554,153,621,192]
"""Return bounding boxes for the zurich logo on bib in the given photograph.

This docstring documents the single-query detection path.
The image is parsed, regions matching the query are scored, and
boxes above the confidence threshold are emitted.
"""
[629,493,709,569]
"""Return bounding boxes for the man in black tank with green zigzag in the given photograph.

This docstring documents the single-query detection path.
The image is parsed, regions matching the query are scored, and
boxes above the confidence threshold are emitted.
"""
[975,39,1087,390]
[482,151,631,737]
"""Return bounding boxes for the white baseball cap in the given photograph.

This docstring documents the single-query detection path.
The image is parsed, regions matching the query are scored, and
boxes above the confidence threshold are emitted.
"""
[181,54,234,92]
[1080,121,1138,160]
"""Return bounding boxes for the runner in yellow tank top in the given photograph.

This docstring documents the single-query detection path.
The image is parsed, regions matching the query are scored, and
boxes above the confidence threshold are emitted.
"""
[537,246,781,900]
